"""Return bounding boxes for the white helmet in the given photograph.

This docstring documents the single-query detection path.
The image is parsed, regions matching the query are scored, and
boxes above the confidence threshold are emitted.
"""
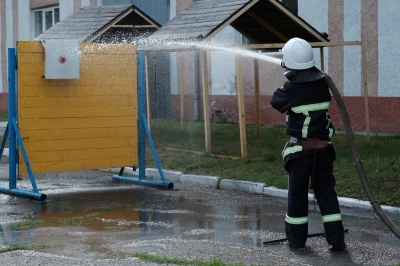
[281,37,315,70]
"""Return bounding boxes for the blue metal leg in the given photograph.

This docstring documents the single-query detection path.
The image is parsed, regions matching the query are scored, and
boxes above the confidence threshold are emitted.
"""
[0,48,46,201]
[112,51,173,190]
[140,113,167,184]
[138,51,146,181]
[8,48,16,190]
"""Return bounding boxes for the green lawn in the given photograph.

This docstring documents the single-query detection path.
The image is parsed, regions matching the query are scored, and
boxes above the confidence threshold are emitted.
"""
[1,114,399,207]
[0,112,7,121]
[146,119,400,207]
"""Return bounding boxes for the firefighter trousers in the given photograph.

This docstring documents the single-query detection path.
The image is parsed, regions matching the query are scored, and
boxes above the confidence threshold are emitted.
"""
[285,146,345,247]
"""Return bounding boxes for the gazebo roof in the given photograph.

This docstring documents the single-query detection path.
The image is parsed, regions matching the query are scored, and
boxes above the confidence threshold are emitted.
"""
[148,0,329,44]
[36,5,160,43]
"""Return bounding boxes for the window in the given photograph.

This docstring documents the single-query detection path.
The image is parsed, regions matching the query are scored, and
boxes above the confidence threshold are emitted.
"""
[34,7,60,37]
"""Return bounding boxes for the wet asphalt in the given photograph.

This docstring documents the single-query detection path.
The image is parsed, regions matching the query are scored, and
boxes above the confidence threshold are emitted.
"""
[0,158,399,265]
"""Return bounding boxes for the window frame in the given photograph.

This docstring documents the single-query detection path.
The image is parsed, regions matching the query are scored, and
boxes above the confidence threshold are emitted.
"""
[33,6,60,37]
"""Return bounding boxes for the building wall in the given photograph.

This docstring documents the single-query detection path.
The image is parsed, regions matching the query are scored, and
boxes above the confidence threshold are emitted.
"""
[1,0,400,134]
[378,0,399,97]
[296,0,400,134]
[168,0,400,134]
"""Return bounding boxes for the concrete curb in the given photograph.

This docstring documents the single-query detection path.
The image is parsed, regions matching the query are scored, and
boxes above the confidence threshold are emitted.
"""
[4,157,400,216]
[220,179,265,194]
[104,167,400,216]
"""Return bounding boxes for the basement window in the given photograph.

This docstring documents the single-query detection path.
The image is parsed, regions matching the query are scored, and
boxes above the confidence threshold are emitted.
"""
[34,7,60,37]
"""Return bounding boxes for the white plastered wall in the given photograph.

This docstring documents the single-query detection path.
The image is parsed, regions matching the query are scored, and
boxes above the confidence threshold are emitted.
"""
[169,0,178,95]
[0,6,2,93]
[18,0,31,41]
[343,0,361,96]
[210,26,241,95]
[60,0,74,21]
[378,0,400,97]
[298,0,329,74]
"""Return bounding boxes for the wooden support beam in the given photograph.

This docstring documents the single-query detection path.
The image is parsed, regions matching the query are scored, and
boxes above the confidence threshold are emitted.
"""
[361,43,371,143]
[254,58,261,138]
[320,47,324,72]
[204,0,260,41]
[236,55,248,160]
[111,25,157,28]
[242,41,362,50]
[200,51,211,153]
[231,22,259,44]
[133,8,160,29]
[268,0,327,42]
[85,7,135,42]
[179,53,185,131]
[247,10,289,42]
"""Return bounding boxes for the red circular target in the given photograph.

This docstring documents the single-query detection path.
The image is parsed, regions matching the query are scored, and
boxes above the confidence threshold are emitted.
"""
[59,56,67,64]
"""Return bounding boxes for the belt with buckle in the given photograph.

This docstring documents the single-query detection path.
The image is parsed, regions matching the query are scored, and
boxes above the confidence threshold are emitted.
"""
[289,137,301,144]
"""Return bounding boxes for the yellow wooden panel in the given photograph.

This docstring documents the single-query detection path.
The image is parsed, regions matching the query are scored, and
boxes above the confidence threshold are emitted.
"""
[25,146,137,162]
[20,127,136,142]
[18,41,44,53]
[20,156,137,174]
[23,137,137,153]
[18,86,136,97]
[19,95,136,108]
[19,106,136,119]
[19,74,136,87]
[19,117,136,130]
[17,41,139,174]
[80,43,136,55]
[18,54,45,65]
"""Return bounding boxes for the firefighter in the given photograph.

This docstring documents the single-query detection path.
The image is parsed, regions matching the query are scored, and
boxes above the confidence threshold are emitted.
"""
[270,37,346,251]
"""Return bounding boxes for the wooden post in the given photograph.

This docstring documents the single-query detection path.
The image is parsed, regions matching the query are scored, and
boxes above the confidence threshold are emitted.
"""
[236,55,248,160]
[361,43,371,143]
[179,53,185,131]
[254,58,261,138]
[200,51,211,153]
[145,52,151,131]
[320,47,324,72]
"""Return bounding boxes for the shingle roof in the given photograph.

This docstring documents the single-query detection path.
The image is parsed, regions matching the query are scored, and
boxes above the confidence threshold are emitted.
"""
[36,5,160,43]
[147,0,329,44]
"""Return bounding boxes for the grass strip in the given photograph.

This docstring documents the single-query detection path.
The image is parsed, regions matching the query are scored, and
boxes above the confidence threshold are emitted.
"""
[146,119,400,207]
[11,220,43,228]
[0,244,52,253]
[134,252,253,266]
[60,212,101,224]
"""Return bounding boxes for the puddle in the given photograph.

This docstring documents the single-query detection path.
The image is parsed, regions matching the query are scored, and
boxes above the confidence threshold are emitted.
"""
[0,188,285,250]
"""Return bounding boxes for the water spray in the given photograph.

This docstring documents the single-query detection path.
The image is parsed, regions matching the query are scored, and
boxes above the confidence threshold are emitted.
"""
[138,39,282,65]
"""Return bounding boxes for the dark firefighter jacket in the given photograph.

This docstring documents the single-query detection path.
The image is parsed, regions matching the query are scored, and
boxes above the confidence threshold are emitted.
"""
[270,78,335,165]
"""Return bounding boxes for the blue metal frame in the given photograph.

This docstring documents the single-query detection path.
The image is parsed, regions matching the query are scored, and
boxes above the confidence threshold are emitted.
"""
[0,48,46,201]
[112,51,173,190]
[0,48,171,201]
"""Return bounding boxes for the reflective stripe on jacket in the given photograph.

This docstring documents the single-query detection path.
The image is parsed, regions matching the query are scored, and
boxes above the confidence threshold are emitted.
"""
[271,78,335,163]
[270,78,334,140]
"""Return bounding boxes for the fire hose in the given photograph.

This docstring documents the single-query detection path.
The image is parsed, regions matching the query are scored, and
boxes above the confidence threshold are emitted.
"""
[324,74,400,239]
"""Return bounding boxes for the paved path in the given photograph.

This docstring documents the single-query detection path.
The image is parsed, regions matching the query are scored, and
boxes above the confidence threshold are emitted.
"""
[0,161,399,265]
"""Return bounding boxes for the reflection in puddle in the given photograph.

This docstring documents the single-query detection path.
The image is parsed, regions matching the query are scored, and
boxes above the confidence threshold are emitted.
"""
[2,187,399,257]
[0,188,278,250]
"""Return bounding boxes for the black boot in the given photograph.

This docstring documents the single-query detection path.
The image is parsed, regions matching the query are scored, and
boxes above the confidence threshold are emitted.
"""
[331,243,346,251]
